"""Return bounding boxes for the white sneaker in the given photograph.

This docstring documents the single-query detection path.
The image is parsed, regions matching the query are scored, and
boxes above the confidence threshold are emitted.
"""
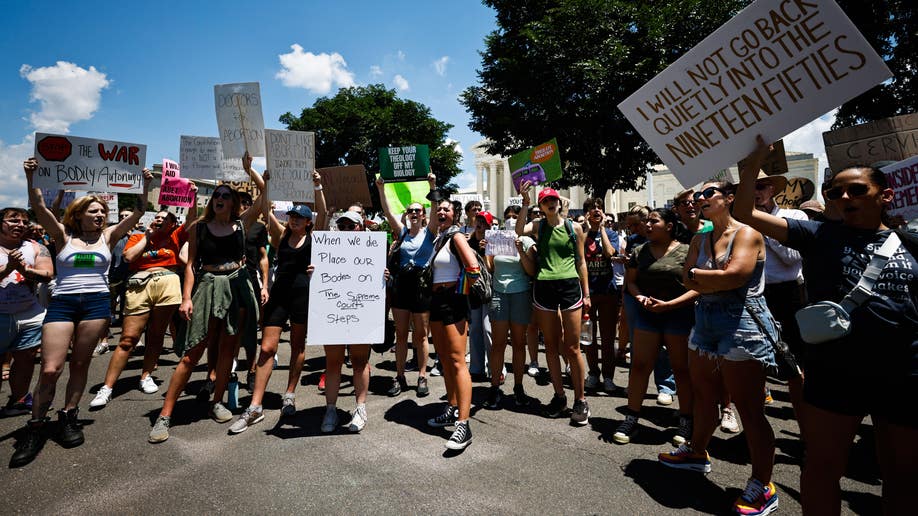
[657,392,674,406]
[320,405,339,433]
[585,373,600,390]
[89,385,113,408]
[348,406,367,433]
[139,376,158,394]
[527,361,539,377]
[721,406,740,434]
[92,342,109,357]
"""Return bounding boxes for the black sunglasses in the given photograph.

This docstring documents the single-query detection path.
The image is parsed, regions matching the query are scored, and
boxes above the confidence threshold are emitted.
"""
[213,192,233,200]
[824,183,870,201]
[676,200,695,207]
[406,208,423,214]
[337,221,357,230]
[693,187,726,201]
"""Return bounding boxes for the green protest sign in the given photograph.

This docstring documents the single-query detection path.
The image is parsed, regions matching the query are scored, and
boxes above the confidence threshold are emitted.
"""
[379,145,430,182]
[507,138,562,193]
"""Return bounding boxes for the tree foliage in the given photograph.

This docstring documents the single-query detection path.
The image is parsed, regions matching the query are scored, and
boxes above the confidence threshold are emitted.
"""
[279,84,463,205]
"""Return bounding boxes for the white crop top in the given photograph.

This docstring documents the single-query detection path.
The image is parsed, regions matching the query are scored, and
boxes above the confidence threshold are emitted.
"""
[54,234,111,295]
[0,241,41,314]
[432,238,462,284]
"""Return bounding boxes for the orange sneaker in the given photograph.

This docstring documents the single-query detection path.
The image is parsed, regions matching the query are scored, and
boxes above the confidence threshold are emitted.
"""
[732,478,779,515]
[658,444,711,473]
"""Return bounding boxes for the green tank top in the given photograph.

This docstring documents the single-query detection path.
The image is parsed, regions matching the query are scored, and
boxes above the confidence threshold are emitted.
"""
[537,221,579,281]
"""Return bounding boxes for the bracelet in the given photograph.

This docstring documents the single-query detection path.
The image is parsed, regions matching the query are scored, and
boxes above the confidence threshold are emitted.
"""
[314,186,323,191]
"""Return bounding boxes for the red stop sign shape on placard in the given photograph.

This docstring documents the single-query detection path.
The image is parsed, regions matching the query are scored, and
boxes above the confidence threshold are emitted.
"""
[37,135,72,162]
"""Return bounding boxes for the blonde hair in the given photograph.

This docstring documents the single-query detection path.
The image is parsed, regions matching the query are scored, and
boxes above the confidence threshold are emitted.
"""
[62,196,109,235]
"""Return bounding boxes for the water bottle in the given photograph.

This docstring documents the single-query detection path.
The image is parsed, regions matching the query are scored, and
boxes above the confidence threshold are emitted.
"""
[227,373,239,410]
[580,314,593,347]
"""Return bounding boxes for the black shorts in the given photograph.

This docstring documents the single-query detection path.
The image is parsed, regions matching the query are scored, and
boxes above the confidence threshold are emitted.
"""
[391,273,431,313]
[263,287,308,326]
[429,288,468,325]
[533,278,583,312]
[763,280,806,360]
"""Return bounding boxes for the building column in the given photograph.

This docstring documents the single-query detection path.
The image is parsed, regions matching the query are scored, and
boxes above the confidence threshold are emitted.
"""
[501,159,512,215]
[488,161,498,212]
[476,165,484,200]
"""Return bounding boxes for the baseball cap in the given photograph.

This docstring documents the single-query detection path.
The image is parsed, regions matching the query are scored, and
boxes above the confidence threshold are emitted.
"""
[476,211,495,226]
[538,188,561,203]
[287,205,313,219]
[337,211,363,225]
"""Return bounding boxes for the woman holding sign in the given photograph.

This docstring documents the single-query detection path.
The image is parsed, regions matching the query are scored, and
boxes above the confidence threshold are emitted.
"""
[12,158,152,467]
[734,137,918,515]
[148,153,266,444]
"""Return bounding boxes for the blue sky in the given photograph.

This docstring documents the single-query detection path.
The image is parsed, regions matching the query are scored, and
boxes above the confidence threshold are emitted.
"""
[0,0,497,206]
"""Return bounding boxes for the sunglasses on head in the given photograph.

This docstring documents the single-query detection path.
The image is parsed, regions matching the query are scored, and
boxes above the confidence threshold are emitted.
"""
[406,208,423,214]
[213,191,233,200]
[824,183,870,201]
[692,186,726,201]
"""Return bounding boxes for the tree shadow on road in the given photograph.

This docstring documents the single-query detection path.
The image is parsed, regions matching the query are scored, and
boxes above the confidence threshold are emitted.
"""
[623,458,734,514]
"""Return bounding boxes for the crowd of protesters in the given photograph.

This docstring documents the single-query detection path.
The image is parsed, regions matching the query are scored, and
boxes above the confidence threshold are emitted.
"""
[2,136,916,515]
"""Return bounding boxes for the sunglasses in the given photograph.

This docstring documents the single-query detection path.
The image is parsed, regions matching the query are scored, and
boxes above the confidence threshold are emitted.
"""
[693,186,726,201]
[824,183,870,201]
[336,221,357,230]
[676,200,695,207]
[213,192,233,200]
[406,208,423,214]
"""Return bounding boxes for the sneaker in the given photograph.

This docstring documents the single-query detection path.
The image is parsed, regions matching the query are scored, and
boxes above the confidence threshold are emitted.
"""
[139,376,158,394]
[348,406,367,433]
[320,405,339,433]
[196,379,215,402]
[427,405,458,428]
[482,386,502,409]
[387,375,408,397]
[57,408,84,448]
[3,393,33,417]
[445,420,472,450]
[657,392,674,406]
[318,373,326,393]
[542,394,568,418]
[764,388,774,405]
[658,444,712,473]
[281,393,296,417]
[89,385,113,408]
[229,406,264,434]
[148,416,171,443]
[673,415,693,446]
[527,361,539,377]
[92,341,109,357]
[613,414,639,444]
[513,384,531,407]
[245,370,256,392]
[429,362,442,377]
[603,377,618,394]
[10,418,47,467]
[733,478,779,515]
[211,402,233,423]
[721,406,740,434]
[584,373,600,390]
[416,376,429,398]
[405,357,419,372]
[570,399,590,425]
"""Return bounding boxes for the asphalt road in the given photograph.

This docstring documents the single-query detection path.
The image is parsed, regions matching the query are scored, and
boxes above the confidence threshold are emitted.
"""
[1,329,881,515]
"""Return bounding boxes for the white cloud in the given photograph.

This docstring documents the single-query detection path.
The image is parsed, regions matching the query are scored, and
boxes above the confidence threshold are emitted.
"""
[397,50,406,61]
[393,74,410,92]
[19,61,110,133]
[0,138,33,208]
[455,171,477,192]
[275,44,356,94]
[433,56,449,76]
[446,138,462,156]
[369,65,383,78]
[784,109,837,175]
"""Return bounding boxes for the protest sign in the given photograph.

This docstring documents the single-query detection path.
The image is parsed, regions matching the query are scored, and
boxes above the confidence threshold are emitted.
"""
[37,189,76,210]
[158,180,195,208]
[138,211,158,230]
[272,201,293,222]
[823,113,918,172]
[379,145,430,182]
[214,82,265,159]
[880,155,918,223]
[774,177,815,209]
[382,175,432,215]
[485,230,519,257]
[617,0,893,188]
[738,139,788,176]
[33,133,147,193]
[508,138,563,193]
[265,129,315,202]
[307,231,387,345]
[180,135,248,181]
[318,165,373,210]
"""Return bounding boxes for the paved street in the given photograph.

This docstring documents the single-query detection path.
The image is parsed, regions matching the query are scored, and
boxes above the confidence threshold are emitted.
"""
[1,329,881,515]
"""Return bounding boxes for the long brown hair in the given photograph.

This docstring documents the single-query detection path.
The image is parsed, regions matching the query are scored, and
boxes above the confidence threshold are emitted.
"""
[200,186,242,223]
[62,196,109,236]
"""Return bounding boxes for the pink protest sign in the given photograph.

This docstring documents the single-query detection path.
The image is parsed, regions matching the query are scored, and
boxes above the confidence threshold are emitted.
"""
[159,176,195,208]
[162,158,181,179]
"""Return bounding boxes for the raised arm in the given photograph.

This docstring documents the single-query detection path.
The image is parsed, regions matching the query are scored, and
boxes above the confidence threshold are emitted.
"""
[183,183,199,230]
[733,136,790,243]
[516,180,536,237]
[23,158,66,244]
[106,169,154,246]
[265,211,285,248]
[241,156,268,232]
[313,170,327,231]
[376,177,404,234]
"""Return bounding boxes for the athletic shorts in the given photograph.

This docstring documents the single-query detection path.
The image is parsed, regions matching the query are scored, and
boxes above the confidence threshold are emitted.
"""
[490,290,531,325]
[532,278,583,312]
[263,287,308,326]
[44,291,111,324]
[124,272,181,316]
[429,288,468,326]
[391,272,431,313]
[0,304,44,353]
[689,295,776,367]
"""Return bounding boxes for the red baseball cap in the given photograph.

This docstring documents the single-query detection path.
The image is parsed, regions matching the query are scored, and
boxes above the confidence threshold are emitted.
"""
[476,211,495,226]
[538,188,561,203]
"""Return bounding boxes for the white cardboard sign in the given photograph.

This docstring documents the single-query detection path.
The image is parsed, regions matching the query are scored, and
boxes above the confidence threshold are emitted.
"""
[265,129,315,202]
[485,230,519,257]
[307,231,387,345]
[880,155,918,223]
[33,133,147,193]
[214,82,266,159]
[618,0,892,188]
[179,135,248,181]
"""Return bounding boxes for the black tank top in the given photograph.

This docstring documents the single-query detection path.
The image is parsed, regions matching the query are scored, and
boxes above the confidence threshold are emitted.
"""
[197,222,245,266]
[274,232,311,289]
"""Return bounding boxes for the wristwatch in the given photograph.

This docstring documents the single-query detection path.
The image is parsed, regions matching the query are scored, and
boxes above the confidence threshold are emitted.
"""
[688,268,697,281]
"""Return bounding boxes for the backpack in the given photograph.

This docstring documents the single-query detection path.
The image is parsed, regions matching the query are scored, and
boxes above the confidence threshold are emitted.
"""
[436,226,493,304]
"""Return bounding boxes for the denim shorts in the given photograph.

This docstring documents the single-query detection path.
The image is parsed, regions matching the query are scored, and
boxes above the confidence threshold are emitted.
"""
[490,290,532,325]
[0,304,44,353]
[631,301,694,336]
[689,295,777,367]
[44,291,111,324]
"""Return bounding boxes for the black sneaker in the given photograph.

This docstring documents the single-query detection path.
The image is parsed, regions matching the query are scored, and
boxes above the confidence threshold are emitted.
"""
[513,384,531,407]
[387,375,408,397]
[10,418,47,468]
[570,399,590,426]
[57,408,84,448]
[482,386,502,409]
[542,394,568,418]
[196,379,215,401]
[416,376,429,398]
[613,414,639,444]
[445,420,472,450]
[673,415,693,446]
[427,405,458,428]
[245,370,256,392]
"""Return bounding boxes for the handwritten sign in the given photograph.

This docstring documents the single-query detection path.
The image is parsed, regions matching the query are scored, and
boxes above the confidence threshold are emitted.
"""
[33,133,147,193]
[214,82,265,159]
[824,113,918,172]
[379,145,430,182]
[617,0,892,188]
[485,230,519,257]
[272,201,293,223]
[307,231,387,345]
[159,180,195,208]
[774,177,815,209]
[880,155,918,223]
[508,138,563,193]
[318,165,373,209]
[265,129,315,202]
[179,135,248,182]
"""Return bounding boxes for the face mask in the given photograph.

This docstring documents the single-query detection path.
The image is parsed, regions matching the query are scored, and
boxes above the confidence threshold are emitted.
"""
[504,218,517,230]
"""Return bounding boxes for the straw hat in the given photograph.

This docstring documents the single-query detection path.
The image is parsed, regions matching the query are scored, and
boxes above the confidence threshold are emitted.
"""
[743,170,787,193]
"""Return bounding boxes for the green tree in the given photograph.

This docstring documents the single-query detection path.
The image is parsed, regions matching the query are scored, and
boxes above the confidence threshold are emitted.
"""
[279,84,463,206]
